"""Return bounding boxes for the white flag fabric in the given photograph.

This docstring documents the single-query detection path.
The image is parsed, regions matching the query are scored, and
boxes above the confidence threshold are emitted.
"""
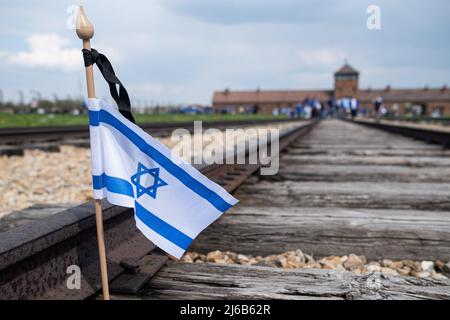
[88,98,238,258]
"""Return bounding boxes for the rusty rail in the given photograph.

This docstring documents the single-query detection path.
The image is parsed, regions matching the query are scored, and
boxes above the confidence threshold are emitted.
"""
[350,119,450,148]
[0,118,299,145]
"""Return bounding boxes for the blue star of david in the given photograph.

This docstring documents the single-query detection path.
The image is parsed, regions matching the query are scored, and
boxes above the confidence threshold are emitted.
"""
[130,162,168,199]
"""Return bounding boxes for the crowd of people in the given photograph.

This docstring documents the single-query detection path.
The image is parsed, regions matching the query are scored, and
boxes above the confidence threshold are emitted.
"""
[271,96,388,119]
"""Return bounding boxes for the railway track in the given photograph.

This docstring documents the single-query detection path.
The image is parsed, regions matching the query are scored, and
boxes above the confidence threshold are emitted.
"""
[0,118,300,156]
[143,119,450,300]
[0,120,317,299]
[1,119,450,300]
[0,118,295,144]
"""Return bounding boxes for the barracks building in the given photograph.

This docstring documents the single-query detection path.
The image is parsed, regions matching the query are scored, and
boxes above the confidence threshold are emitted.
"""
[212,63,450,116]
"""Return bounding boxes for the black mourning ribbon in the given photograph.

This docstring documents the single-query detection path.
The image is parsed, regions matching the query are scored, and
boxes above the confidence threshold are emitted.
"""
[82,48,135,123]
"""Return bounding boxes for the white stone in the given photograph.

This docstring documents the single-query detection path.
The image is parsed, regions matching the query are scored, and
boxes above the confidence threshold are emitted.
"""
[421,261,434,272]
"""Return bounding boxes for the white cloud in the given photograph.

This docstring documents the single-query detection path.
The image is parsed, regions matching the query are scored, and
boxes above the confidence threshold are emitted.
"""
[296,48,346,68]
[8,33,82,71]
[128,82,190,100]
[0,1,448,104]
[0,50,8,60]
[129,83,165,96]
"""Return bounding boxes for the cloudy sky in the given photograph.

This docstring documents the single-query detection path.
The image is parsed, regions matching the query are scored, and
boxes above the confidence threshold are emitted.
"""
[0,0,449,105]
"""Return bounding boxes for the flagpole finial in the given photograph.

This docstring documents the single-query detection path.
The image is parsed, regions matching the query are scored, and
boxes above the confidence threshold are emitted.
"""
[76,6,94,40]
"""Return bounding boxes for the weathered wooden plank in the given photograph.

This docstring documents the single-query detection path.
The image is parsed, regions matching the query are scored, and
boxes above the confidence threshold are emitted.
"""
[233,181,450,211]
[293,121,446,153]
[290,144,440,150]
[285,148,450,157]
[190,206,450,260]
[281,155,450,167]
[268,164,450,182]
[142,262,450,300]
[292,137,433,145]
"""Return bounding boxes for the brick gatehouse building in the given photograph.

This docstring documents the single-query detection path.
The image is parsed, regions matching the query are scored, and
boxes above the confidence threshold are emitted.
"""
[212,63,450,116]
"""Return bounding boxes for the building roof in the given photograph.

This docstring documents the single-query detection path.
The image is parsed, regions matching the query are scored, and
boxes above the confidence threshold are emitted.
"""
[334,63,359,76]
[359,87,450,102]
[212,87,450,105]
[213,89,333,105]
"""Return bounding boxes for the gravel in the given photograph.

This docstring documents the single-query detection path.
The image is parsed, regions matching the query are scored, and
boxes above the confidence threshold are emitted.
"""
[181,250,450,280]
[0,146,92,219]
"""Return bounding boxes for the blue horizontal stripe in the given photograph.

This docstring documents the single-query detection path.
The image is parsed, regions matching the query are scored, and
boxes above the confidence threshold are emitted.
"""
[135,201,193,250]
[90,109,232,212]
[93,174,134,197]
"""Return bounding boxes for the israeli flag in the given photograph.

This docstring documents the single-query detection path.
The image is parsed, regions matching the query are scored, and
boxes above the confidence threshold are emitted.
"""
[88,98,238,258]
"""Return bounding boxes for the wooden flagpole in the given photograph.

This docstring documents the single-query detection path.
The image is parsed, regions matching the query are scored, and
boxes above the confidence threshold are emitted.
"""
[76,6,111,300]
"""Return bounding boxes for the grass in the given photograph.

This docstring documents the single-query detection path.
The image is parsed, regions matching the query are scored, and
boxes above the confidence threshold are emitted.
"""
[0,113,288,128]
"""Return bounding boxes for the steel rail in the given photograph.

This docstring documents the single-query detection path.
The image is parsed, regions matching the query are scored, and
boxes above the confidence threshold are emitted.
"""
[0,120,318,300]
[0,118,299,145]
[350,119,450,147]
[379,115,450,126]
